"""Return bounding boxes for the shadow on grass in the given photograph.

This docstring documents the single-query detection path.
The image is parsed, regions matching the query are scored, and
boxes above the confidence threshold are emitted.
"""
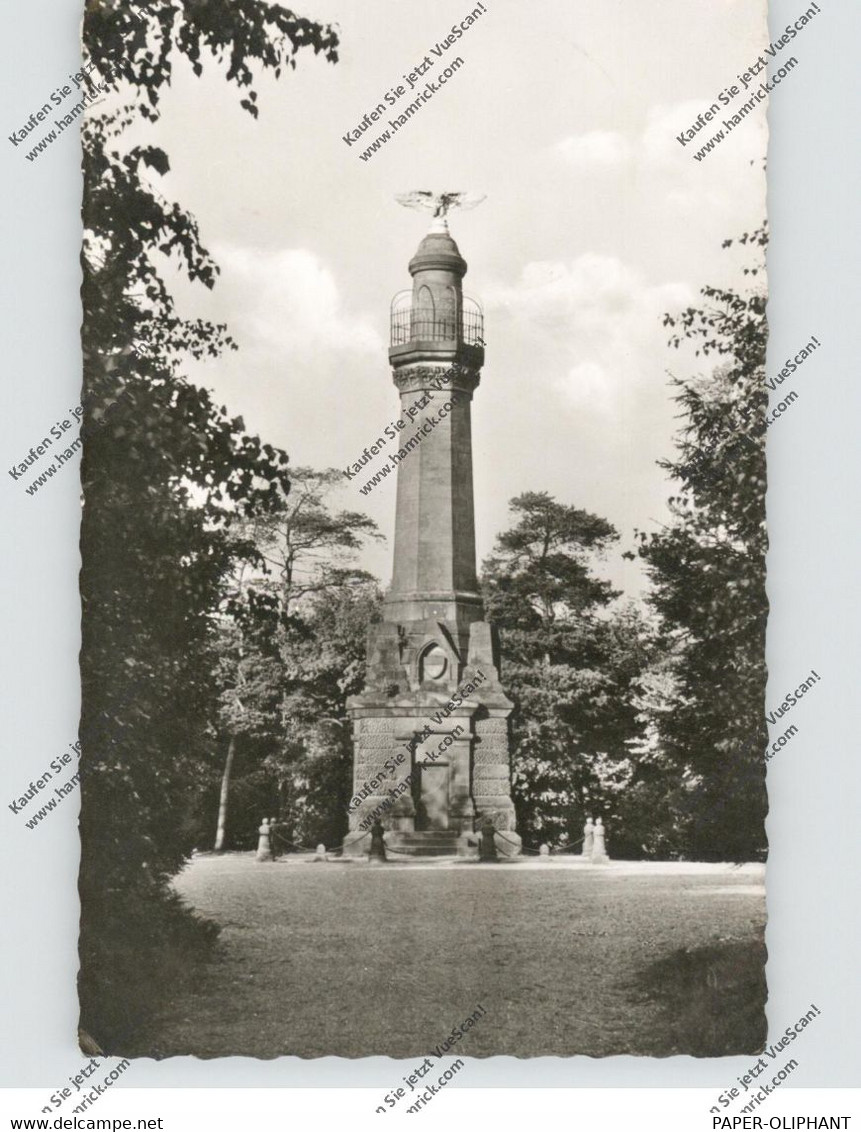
[79,888,220,1056]
[632,936,767,1057]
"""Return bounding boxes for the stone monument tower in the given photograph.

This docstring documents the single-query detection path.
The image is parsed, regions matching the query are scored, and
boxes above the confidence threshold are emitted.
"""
[343,194,520,857]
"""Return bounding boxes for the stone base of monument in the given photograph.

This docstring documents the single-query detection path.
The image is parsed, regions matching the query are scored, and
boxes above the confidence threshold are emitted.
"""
[494,830,522,858]
[342,830,465,858]
[386,831,460,857]
[457,830,522,859]
[342,829,523,859]
[341,831,373,858]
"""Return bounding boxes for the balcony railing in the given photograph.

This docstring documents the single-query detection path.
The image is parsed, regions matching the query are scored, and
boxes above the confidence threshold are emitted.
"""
[390,292,484,348]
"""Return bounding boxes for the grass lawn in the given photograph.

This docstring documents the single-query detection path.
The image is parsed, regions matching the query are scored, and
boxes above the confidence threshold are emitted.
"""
[126,855,766,1060]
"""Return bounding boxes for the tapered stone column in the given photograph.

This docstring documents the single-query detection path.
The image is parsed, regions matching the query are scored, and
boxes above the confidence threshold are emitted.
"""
[344,210,520,858]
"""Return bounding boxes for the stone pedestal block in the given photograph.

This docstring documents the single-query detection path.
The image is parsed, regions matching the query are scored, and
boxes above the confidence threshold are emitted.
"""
[342,830,373,858]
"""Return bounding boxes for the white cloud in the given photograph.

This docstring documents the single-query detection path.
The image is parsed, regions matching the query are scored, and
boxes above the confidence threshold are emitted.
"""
[552,99,767,216]
[640,101,767,212]
[555,130,630,169]
[211,244,382,358]
[486,255,693,414]
[563,360,615,415]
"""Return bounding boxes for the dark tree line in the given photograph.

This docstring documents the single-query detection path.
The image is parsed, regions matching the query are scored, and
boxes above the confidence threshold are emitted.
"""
[78,0,339,1049]
[206,468,382,856]
[633,226,769,861]
[477,230,767,862]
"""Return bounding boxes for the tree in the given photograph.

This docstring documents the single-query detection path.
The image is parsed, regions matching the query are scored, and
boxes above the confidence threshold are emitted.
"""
[273,583,382,849]
[206,469,383,852]
[235,468,382,620]
[78,2,339,1048]
[482,492,652,847]
[634,225,768,860]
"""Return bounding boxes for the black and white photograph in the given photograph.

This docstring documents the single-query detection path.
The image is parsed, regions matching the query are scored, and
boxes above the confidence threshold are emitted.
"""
[71,0,776,1062]
[2,0,860,1124]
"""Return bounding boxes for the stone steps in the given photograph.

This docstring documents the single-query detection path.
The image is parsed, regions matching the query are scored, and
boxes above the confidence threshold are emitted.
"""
[387,831,460,857]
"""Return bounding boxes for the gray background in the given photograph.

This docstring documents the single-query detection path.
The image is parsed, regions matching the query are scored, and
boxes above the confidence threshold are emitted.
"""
[1,0,859,1091]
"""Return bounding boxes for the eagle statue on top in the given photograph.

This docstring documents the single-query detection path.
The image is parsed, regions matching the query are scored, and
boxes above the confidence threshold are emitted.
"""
[395,191,486,232]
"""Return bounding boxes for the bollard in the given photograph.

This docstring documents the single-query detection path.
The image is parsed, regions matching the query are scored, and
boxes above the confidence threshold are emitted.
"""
[478,815,498,863]
[591,816,609,864]
[582,817,594,860]
[539,843,550,857]
[369,819,387,863]
[256,817,272,862]
[314,843,327,862]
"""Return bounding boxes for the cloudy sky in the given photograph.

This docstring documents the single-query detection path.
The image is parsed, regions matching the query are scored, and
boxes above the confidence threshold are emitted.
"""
[137,0,767,598]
